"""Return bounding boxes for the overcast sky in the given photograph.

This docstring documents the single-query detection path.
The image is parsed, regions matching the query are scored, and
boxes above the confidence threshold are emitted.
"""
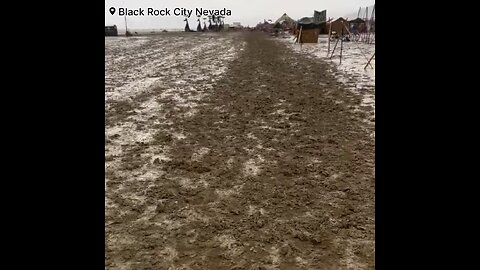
[105,0,375,30]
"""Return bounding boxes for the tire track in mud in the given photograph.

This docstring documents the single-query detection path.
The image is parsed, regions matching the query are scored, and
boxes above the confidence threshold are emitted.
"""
[159,33,374,269]
[106,32,374,270]
[105,33,246,269]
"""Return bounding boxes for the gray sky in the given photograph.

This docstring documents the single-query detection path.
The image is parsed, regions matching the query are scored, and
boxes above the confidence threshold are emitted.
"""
[105,0,375,30]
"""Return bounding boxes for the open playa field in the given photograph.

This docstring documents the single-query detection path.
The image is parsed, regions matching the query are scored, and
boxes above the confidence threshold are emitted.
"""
[105,31,374,269]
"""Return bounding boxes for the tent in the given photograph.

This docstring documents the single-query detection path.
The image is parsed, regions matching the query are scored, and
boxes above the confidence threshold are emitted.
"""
[275,13,296,26]
[328,17,349,36]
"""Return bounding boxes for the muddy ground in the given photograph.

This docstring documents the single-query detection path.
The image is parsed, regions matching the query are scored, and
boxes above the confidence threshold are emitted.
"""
[105,32,374,269]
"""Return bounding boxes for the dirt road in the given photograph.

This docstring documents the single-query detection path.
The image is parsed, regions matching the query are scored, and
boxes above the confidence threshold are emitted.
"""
[105,32,374,269]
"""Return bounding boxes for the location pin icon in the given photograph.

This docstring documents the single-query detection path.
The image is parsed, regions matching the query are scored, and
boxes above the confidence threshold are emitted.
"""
[109,7,116,15]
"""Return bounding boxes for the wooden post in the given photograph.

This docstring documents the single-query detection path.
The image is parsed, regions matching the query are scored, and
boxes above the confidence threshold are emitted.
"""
[327,19,332,56]
[340,27,344,65]
[330,39,339,59]
[298,26,303,47]
[124,15,128,36]
[342,21,353,38]
[369,5,375,44]
[365,7,369,43]
[364,53,375,69]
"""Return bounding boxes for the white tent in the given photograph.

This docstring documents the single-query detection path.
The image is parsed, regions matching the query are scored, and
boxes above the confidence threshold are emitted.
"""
[275,13,296,25]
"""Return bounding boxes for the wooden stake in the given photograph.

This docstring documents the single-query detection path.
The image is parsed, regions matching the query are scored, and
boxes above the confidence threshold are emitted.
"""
[365,7,369,43]
[298,26,303,47]
[364,53,375,69]
[369,4,375,44]
[124,15,128,36]
[327,20,332,56]
[330,39,339,59]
